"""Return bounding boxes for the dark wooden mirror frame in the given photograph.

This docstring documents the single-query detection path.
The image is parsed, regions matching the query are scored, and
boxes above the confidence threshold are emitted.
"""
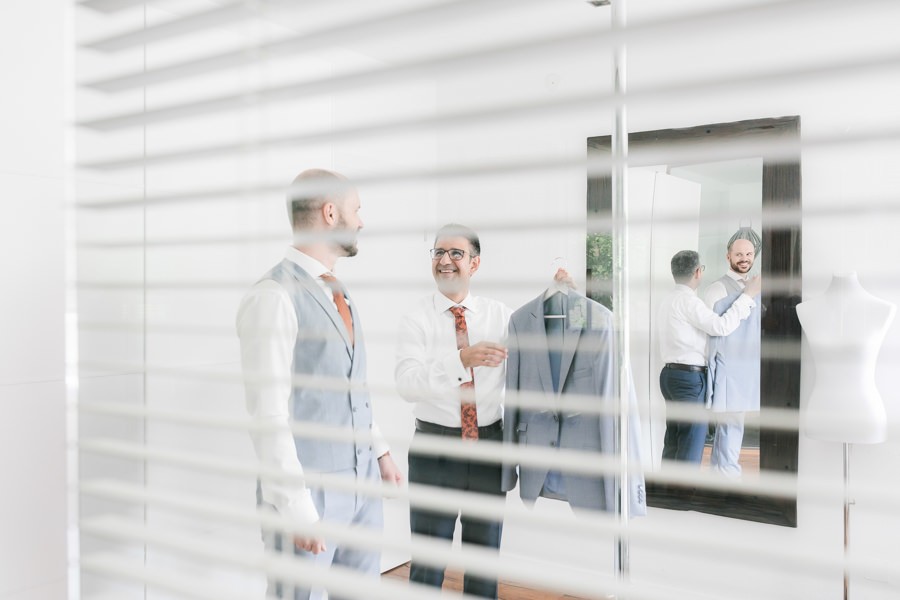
[587,116,802,527]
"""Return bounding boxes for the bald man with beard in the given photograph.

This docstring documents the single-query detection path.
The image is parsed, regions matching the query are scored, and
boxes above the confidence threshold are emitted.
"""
[703,235,762,479]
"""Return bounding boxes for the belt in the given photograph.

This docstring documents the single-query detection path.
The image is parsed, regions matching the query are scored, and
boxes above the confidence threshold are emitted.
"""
[665,362,707,373]
[415,418,502,437]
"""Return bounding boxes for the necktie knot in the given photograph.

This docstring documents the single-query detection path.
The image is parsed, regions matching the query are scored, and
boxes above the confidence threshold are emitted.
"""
[321,272,342,290]
[320,273,354,346]
[450,306,469,341]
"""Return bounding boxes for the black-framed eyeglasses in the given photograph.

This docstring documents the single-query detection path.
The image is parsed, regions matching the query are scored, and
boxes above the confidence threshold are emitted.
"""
[429,247,470,261]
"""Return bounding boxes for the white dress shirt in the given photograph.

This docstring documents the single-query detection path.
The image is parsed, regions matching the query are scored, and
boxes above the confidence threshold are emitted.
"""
[657,283,756,367]
[703,269,749,309]
[236,247,389,525]
[395,292,513,427]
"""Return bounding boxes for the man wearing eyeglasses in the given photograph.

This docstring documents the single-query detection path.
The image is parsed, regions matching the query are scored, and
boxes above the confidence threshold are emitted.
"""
[394,223,512,599]
[657,250,761,464]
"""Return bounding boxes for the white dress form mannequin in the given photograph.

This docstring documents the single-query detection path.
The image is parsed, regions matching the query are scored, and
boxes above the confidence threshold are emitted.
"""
[797,272,896,443]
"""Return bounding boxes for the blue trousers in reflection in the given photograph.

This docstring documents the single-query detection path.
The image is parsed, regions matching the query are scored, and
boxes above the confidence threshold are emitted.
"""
[408,421,504,599]
[660,367,708,464]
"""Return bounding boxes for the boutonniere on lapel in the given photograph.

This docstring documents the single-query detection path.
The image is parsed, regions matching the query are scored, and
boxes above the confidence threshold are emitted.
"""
[567,297,587,331]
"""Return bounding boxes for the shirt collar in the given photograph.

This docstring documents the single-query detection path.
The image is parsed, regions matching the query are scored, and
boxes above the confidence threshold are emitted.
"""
[285,246,331,279]
[727,269,748,283]
[674,283,697,295]
[433,292,477,314]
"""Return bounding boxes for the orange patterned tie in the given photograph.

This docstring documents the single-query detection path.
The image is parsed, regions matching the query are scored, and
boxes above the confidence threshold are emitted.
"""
[321,273,354,347]
[449,306,478,440]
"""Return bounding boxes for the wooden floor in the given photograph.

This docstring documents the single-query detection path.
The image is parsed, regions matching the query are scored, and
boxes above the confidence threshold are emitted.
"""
[383,563,608,600]
[702,445,760,473]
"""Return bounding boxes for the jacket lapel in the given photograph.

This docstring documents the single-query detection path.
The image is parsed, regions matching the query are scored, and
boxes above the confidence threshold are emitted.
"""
[557,291,584,392]
[284,261,354,357]
[527,294,555,395]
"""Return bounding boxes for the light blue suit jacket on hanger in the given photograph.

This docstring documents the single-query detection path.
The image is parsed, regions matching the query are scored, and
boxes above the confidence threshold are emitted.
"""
[502,290,646,516]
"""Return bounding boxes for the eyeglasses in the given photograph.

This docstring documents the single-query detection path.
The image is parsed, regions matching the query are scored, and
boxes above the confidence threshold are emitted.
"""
[429,247,470,261]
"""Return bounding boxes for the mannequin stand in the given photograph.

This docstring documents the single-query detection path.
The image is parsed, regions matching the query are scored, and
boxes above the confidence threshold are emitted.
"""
[843,443,852,600]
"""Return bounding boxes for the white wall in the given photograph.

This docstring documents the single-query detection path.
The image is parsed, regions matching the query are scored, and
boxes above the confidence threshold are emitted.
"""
[0,2,68,599]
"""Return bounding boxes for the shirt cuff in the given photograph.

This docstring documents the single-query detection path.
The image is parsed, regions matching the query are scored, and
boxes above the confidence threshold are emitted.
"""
[372,422,390,458]
[738,293,757,309]
[442,349,472,385]
[279,490,320,525]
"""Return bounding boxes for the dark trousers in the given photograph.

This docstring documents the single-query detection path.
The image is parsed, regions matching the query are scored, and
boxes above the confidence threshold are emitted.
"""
[408,420,504,599]
[660,367,708,464]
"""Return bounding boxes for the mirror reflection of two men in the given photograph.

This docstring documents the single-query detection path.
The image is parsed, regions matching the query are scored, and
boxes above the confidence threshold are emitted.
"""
[657,230,762,477]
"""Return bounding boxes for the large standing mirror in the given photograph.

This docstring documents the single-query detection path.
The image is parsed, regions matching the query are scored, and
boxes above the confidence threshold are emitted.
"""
[587,116,802,527]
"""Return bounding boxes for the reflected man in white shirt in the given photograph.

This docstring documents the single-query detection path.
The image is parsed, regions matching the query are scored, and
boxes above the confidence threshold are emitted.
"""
[657,250,761,464]
[395,223,512,599]
[237,169,402,600]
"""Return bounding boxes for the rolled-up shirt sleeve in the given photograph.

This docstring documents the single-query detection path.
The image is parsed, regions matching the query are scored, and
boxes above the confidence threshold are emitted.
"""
[236,282,319,525]
[371,422,390,458]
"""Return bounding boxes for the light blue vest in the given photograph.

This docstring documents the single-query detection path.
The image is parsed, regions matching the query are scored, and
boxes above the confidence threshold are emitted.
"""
[707,276,761,412]
[261,259,375,473]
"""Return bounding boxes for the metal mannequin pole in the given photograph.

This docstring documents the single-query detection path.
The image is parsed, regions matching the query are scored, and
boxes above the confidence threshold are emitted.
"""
[843,442,851,600]
[610,0,630,591]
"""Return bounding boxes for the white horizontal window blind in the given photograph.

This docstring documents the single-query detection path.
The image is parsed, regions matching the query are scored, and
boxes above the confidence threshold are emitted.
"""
[70,1,900,599]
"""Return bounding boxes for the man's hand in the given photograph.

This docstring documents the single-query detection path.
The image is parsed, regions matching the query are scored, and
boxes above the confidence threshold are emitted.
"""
[378,452,404,486]
[743,275,762,298]
[554,267,577,290]
[294,535,327,555]
[460,342,508,369]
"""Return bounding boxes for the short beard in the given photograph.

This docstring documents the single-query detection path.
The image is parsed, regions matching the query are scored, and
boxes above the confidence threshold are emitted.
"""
[335,213,359,257]
[730,260,752,273]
